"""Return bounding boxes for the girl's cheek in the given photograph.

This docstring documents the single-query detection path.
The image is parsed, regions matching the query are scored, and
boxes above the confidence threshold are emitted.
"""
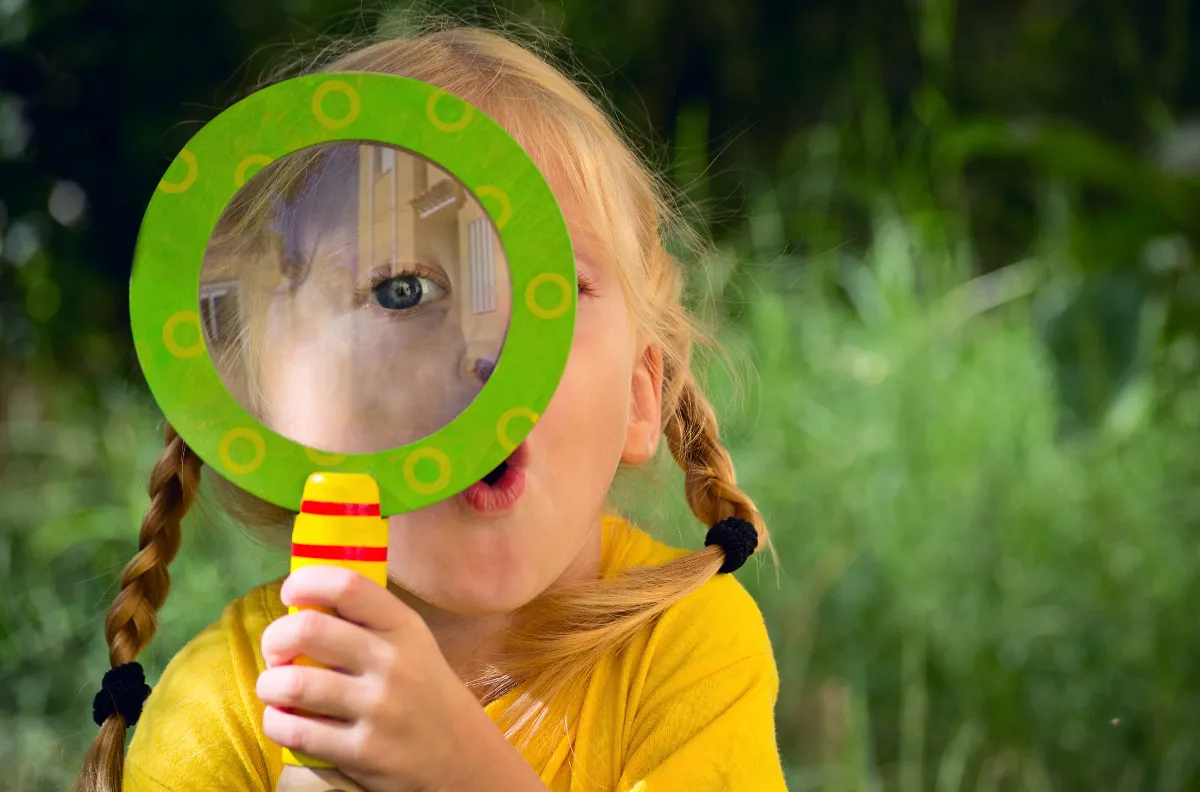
[539,331,612,437]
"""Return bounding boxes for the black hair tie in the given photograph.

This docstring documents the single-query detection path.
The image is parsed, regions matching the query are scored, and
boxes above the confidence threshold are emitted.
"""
[705,517,758,574]
[92,661,152,727]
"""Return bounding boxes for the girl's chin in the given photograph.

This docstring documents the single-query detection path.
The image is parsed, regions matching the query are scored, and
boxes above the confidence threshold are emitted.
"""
[391,565,545,617]
[386,514,544,611]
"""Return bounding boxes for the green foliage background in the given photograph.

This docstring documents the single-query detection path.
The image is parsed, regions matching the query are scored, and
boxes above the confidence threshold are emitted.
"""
[2,1,1200,790]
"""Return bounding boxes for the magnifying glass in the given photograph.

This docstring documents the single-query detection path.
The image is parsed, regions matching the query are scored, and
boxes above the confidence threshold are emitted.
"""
[130,73,576,781]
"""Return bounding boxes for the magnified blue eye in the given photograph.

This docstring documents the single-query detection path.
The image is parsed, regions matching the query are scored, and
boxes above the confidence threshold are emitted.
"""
[372,274,446,310]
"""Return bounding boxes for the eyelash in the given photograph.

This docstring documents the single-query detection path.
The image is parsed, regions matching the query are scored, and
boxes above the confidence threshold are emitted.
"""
[577,272,598,296]
[359,263,450,302]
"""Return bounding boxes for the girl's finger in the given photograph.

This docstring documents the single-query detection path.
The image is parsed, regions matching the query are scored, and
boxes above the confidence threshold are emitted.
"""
[257,665,365,722]
[261,608,378,673]
[262,705,369,773]
[282,565,419,634]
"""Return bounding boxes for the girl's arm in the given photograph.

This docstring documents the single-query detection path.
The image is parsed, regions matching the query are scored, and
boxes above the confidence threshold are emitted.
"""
[276,766,370,792]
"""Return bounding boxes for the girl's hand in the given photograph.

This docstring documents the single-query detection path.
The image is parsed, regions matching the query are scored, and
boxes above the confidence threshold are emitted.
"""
[256,565,546,792]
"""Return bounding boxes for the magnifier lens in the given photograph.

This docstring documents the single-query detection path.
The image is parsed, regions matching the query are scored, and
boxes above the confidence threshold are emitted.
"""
[199,142,511,455]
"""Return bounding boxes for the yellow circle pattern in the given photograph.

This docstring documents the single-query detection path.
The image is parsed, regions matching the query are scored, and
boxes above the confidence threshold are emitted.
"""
[475,186,511,229]
[525,273,572,320]
[305,448,347,466]
[402,447,452,495]
[158,149,198,194]
[425,89,474,132]
[312,81,361,129]
[219,428,267,475]
[234,154,273,187]
[162,311,206,358]
[497,407,540,452]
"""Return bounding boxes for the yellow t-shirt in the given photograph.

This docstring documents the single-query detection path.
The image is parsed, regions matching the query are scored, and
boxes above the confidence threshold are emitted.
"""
[124,515,788,791]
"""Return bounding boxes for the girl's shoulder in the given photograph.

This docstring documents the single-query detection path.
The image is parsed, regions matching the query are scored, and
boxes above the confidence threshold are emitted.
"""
[590,515,783,789]
[602,513,776,666]
[124,578,286,790]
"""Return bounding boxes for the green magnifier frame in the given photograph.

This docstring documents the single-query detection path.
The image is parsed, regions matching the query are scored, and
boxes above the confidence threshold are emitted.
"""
[130,73,576,516]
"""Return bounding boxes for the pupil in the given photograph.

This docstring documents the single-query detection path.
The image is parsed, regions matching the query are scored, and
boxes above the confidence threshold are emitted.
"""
[375,275,423,310]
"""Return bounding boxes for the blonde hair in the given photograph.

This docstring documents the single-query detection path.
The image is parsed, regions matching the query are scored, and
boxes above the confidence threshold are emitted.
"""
[76,20,770,791]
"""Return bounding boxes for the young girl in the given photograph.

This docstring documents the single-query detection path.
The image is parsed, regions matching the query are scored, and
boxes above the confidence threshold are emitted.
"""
[77,22,787,792]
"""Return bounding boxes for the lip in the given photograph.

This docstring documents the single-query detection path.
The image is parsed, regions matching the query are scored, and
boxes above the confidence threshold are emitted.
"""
[460,442,528,514]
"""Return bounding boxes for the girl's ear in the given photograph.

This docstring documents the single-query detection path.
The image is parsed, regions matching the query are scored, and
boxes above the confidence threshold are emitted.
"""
[621,343,664,465]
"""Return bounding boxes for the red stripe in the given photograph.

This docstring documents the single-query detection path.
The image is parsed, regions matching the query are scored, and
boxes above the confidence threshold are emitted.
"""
[291,543,387,562]
[300,500,381,516]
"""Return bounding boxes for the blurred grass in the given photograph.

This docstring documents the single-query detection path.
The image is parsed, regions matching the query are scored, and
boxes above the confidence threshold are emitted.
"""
[620,206,1200,789]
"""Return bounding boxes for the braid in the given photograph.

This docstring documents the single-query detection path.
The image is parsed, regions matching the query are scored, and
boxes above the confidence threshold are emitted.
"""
[663,373,760,529]
[648,242,765,557]
[74,422,202,792]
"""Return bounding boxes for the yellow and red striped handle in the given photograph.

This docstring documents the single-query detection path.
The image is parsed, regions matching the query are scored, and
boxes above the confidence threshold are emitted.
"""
[281,472,388,769]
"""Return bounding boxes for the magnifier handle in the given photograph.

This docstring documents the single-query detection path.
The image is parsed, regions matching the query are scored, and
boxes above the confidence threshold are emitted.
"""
[276,472,389,777]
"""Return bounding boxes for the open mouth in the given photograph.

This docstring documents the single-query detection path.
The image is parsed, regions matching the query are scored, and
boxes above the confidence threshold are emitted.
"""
[481,459,509,486]
[461,443,528,514]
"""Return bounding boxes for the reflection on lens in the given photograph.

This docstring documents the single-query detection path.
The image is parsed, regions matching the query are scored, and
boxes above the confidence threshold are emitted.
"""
[199,142,511,454]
